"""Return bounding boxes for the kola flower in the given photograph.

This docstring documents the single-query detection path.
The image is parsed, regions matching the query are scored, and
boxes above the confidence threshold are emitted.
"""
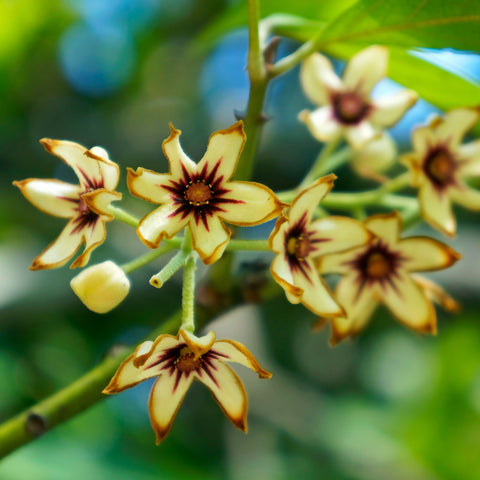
[269,175,371,317]
[401,108,480,236]
[299,46,417,148]
[103,329,272,443]
[318,212,461,345]
[70,261,130,313]
[128,122,284,264]
[13,140,121,269]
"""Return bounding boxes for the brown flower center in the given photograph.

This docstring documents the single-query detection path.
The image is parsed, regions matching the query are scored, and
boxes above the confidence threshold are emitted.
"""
[184,180,213,206]
[287,235,311,260]
[424,147,455,186]
[332,92,370,125]
[366,252,391,278]
[175,347,202,373]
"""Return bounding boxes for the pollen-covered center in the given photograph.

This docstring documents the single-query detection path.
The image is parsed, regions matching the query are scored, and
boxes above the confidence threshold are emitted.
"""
[175,346,202,373]
[332,92,370,125]
[365,252,391,279]
[184,180,213,206]
[424,147,456,187]
[287,235,311,261]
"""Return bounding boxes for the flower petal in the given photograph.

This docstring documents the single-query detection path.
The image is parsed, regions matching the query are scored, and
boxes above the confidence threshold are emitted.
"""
[437,108,479,147]
[343,46,388,97]
[162,124,198,179]
[319,245,364,275]
[83,189,122,219]
[398,236,460,272]
[197,360,248,433]
[70,218,106,268]
[291,258,344,316]
[411,125,436,158]
[299,107,342,143]
[149,373,194,444]
[90,146,120,191]
[418,182,456,236]
[381,271,436,334]
[40,139,103,190]
[457,140,480,177]
[364,212,401,245]
[370,89,417,127]
[268,214,288,254]
[137,204,189,248]
[412,274,460,313]
[211,340,272,378]
[329,274,377,345]
[217,181,284,225]
[289,176,335,226]
[345,121,377,149]
[450,184,480,211]
[196,121,245,182]
[13,179,81,218]
[300,53,343,105]
[127,167,175,204]
[309,215,371,257]
[189,214,230,264]
[180,329,216,358]
[270,253,303,297]
[30,219,84,270]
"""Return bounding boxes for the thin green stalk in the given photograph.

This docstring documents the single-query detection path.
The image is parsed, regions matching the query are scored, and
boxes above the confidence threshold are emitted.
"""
[121,243,178,274]
[226,239,269,251]
[300,139,341,188]
[149,249,189,288]
[0,311,181,459]
[107,205,140,228]
[180,230,196,333]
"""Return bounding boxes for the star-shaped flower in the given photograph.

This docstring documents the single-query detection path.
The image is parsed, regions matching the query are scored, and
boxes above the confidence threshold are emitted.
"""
[401,108,480,236]
[13,140,121,270]
[103,328,272,444]
[318,212,461,345]
[268,175,371,317]
[127,121,284,264]
[299,46,417,148]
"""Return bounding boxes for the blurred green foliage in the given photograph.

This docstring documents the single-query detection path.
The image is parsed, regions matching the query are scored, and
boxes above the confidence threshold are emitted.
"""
[1,0,480,479]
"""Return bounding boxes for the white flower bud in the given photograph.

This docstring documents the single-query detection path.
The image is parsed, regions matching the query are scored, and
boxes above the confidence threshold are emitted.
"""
[70,261,130,313]
[352,132,397,177]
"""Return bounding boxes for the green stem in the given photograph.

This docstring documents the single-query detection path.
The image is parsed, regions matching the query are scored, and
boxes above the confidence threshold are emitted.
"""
[180,230,196,333]
[0,311,181,459]
[149,248,189,288]
[121,243,177,274]
[300,139,342,188]
[107,205,140,228]
[226,239,269,251]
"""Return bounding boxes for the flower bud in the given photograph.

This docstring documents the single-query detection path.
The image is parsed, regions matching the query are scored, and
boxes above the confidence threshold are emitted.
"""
[70,261,130,313]
[352,132,396,178]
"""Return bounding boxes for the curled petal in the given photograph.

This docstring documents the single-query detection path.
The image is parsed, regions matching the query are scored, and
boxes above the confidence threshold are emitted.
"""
[270,254,302,298]
[370,89,418,127]
[70,219,106,268]
[13,179,81,218]
[300,53,342,105]
[309,215,371,257]
[91,147,120,191]
[149,373,194,444]
[437,108,480,147]
[364,212,401,245]
[343,46,388,97]
[329,274,377,345]
[412,274,460,313]
[30,219,84,270]
[218,181,284,225]
[398,236,460,272]
[197,121,246,182]
[162,124,198,179]
[299,107,341,143]
[180,329,216,358]
[127,167,176,204]
[189,214,231,265]
[197,360,248,433]
[40,139,102,190]
[381,271,437,334]
[418,183,456,236]
[212,340,272,378]
[83,189,122,219]
[289,176,335,226]
[137,204,189,248]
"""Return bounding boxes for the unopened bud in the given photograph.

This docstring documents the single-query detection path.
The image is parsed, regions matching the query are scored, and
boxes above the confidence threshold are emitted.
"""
[70,261,130,313]
[352,132,396,178]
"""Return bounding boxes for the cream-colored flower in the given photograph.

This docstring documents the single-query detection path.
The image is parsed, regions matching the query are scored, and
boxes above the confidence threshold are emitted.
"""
[299,46,417,149]
[103,329,272,444]
[269,175,371,317]
[13,140,121,270]
[318,212,461,345]
[70,261,130,313]
[402,108,480,236]
[128,122,284,264]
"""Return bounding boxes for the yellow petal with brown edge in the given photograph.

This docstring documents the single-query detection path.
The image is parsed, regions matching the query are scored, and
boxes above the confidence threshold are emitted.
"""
[450,184,480,211]
[70,219,106,269]
[189,214,230,264]
[127,167,176,204]
[418,182,456,237]
[162,124,198,179]
[270,254,303,298]
[180,329,216,359]
[364,211,402,245]
[83,189,122,219]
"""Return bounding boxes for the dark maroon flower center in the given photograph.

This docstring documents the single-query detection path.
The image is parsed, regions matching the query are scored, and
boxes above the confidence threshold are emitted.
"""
[174,347,202,373]
[184,180,214,206]
[365,251,391,279]
[332,92,370,125]
[287,234,311,261]
[423,146,456,188]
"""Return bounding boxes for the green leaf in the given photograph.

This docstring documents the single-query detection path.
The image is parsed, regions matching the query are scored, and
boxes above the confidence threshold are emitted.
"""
[318,0,480,51]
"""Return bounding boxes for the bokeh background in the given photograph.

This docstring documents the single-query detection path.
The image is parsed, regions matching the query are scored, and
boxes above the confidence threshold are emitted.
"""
[1,0,480,479]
